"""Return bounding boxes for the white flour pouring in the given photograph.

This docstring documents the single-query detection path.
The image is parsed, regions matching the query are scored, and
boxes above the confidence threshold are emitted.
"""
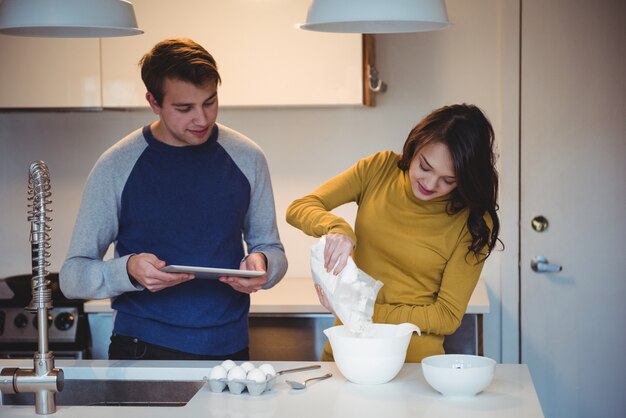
[310,236,383,336]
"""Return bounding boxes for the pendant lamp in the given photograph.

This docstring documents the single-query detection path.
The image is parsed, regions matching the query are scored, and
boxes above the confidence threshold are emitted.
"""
[0,0,143,37]
[300,0,449,34]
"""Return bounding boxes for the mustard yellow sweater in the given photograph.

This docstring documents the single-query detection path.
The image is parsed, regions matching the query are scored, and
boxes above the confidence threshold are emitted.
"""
[286,151,487,362]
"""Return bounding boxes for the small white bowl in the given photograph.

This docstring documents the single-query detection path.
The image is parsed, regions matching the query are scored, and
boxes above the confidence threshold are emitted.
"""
[421,354,496,396]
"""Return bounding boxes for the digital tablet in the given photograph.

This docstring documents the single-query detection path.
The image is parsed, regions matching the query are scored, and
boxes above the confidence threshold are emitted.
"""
[161,265,265,279]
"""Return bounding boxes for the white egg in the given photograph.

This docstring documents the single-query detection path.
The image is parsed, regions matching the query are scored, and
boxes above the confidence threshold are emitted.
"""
[221,359,237,371]
[246,368,267,383]
[227,365,247,381]
[240,361,255,372]
[209,365,227,380]
[259,363,276,377]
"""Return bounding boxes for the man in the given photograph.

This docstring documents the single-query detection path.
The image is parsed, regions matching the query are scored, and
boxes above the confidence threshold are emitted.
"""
[60,38,287,360]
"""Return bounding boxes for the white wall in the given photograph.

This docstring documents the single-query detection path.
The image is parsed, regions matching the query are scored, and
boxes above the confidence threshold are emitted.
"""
[0,0,517,362]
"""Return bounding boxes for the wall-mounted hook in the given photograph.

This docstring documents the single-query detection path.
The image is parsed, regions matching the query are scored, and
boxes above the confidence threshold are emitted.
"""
[368,65,387,93]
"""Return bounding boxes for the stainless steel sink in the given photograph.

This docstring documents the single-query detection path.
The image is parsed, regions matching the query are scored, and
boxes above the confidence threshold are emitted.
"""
[1,379,205,407]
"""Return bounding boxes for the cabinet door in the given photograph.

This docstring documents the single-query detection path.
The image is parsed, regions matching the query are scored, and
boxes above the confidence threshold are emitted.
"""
[101,0,363,107]
[0,36,101,108]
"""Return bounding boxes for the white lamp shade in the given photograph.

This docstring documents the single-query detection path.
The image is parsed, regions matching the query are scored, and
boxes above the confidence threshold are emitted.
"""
[301,0,449,33]
[0,0,143,37]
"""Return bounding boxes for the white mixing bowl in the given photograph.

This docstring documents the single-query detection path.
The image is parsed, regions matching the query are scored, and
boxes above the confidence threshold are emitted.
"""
[324,323,420,385]
[421,354,496,396]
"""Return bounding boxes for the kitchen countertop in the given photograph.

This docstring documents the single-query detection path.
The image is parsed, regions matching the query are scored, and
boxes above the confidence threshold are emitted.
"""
[0,359,543,418]
[84,277,490,315]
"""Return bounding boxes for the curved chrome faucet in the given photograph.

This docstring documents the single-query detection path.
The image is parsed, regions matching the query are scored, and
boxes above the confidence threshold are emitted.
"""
[0,161,64,414]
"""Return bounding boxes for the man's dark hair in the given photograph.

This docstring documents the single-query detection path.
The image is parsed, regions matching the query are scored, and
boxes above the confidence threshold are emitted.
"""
[140,38,221,106]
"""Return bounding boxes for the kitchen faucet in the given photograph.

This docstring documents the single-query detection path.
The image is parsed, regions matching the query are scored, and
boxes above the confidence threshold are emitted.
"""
[0,161,64,415]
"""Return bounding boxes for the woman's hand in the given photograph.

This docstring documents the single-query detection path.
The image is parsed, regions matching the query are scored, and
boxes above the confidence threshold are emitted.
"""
[315,284,337,316]
[324,233,355,275]
[314,283,336,315]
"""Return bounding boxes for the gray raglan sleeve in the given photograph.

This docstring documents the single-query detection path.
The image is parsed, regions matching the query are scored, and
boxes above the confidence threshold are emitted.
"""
[60,132,145,300]
[245,151,288,289]
[219,126,288,289]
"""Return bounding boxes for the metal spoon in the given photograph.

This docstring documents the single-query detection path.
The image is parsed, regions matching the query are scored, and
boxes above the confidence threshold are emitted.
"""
[286,373,333,390]
[275,364,321,376]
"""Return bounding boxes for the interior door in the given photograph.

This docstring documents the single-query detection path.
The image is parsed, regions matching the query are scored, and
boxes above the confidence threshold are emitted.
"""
[521,1,626,417]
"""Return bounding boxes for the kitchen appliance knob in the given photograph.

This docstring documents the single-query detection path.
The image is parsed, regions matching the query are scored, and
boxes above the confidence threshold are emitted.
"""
[54,312,75,330]
[14,313,29,328]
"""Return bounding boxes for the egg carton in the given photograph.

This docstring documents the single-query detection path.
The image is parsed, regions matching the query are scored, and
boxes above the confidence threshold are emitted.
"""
[208,375,278,396]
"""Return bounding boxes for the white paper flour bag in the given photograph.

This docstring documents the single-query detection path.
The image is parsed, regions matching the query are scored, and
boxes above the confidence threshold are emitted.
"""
[311,236,383,335]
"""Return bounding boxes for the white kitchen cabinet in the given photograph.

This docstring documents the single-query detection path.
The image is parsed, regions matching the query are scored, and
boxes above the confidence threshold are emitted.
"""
[101,0,363,107]
[0,36,101,108]
[0,1,362,109]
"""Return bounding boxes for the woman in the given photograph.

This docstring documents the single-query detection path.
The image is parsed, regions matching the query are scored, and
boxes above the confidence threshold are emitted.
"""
[286,104,500,362]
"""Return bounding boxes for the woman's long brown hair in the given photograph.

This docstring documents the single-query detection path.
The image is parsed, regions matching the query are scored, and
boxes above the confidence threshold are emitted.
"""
[398,104,501,260]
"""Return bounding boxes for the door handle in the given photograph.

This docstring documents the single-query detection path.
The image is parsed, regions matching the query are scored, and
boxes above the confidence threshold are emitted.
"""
[531,256,562,273]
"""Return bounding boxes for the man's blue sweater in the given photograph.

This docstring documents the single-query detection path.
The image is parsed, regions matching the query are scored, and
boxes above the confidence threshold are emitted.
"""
[60,123,287,355]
